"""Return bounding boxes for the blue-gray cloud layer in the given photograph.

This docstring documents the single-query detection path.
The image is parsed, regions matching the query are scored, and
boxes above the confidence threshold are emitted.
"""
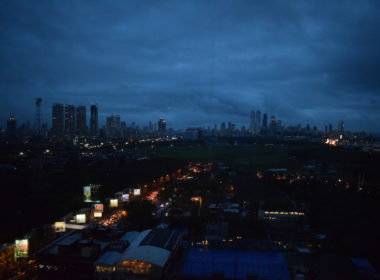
[1,0,379,131]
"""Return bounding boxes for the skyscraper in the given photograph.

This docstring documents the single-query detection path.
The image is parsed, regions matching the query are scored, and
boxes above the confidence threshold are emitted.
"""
[270,115,277,134]
[158,118,166,134]
[249,111,256,131]
[262,113,268,129]
[52,104,64,137]
[7,116,17,141]
[255,110,261,130]
[105,114,121,138]
[338,120,344,133]
[90,105,98,136]
[64,104,76,137]
[34,98,42,135]
[76,105,86,136]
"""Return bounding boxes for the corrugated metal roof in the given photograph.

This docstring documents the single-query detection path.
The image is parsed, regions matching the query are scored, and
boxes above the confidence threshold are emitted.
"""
[96,229,178,268]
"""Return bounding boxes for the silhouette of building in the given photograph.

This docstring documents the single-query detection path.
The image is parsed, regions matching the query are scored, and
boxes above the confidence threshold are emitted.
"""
[64,105,76,138]
[34,98,42,135]
[6,116,17,141]
[52,104,64,137]
[262,113,268,129]
[158,118,166,134]
[105,114,121,138]
[338,120,344,133]
[76,105,86,136]
[249,111,255,131]
[255,110,261,131]
[270,115,277,134]
[90,105,98,136]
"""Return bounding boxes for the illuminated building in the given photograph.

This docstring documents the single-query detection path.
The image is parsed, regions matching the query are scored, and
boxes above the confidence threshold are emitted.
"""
[158,118,166,135]
[6,116,17,141]
[37,228,185,279]
[64,104,76,137]
[258,199,305,224]
[76,105,86,136]
[52,104,64,137]
[90,104,98,136]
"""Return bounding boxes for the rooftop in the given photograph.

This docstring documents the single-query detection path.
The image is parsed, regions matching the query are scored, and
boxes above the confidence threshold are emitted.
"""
[181,248,291,280]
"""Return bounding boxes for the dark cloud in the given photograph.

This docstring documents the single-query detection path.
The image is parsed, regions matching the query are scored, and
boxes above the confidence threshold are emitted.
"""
[0,0,379,131]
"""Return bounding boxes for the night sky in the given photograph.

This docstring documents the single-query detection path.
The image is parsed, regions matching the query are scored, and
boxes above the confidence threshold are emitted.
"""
[1,0,379,132]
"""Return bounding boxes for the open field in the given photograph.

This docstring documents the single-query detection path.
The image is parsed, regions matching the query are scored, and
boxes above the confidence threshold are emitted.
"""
[135,143,321,171]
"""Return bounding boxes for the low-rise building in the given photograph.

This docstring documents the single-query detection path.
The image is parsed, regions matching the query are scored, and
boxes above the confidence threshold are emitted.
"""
[258,199,305,224]
[37,227,185,279]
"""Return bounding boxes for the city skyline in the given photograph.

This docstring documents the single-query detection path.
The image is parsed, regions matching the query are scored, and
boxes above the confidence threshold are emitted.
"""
[1,1,380,132]
[2,101,352,135]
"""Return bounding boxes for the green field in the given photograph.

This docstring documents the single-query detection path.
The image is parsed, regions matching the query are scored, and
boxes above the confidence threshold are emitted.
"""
[135,144,314,170]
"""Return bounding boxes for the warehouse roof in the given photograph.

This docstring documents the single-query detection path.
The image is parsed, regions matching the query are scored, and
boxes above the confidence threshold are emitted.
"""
[96,228,184,267]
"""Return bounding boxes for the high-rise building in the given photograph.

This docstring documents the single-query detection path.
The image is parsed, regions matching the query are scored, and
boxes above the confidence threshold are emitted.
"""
[7,116,17,141]
[338,120,344,133]
[76,105,86,136]
[255,110,261,130]
[64,105,76,137]
[270,115,277,134]
[158,118,166,134]
[105,114,121,138]
[34,98,42,135]
[90,105,98,136]
[52,104,64,137]
[148,121,154,133]
[328,124,333,133]
[221,122,226,132]
[249,111,256,131]
[262,113,268,129]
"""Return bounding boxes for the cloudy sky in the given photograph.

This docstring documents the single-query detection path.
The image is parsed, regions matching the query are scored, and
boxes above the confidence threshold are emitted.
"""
[1,0,379,132]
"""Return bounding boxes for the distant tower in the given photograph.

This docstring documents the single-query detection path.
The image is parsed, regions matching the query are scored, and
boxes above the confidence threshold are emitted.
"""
[90,105,98,136]
[249,111,256,131]
[34,98,42,135]
[76,105,86,136]
[7,116,17,141]
[262,113,268,128]
[52,104,64,137]
[255,110,261,130]
[64,104,76,137]
[158,118,167,134]
[270,115,277,134]
[338,120,344,133]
